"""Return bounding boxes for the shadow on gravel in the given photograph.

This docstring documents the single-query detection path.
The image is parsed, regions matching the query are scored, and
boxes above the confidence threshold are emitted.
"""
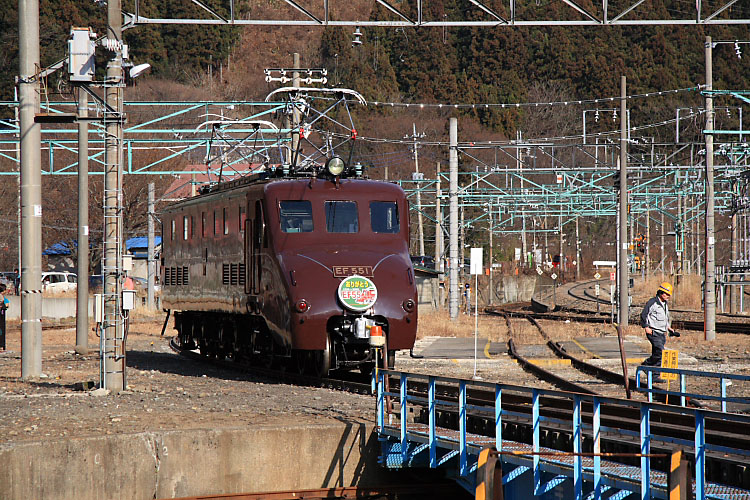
[0,375,75,390]
[126,349,268,384]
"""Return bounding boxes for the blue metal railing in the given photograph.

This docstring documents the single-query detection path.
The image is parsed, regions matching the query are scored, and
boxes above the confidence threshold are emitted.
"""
[636,366,750,412]
[375,369,750,500]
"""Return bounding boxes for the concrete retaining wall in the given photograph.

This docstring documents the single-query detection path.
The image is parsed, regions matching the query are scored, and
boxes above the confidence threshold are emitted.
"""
[4,296,91,320]
[416,275,538,312]
[501,275,537,303]
[0,422,389,500]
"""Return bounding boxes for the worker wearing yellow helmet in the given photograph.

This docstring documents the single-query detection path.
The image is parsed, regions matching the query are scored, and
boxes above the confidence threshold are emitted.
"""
[639,282,679,377]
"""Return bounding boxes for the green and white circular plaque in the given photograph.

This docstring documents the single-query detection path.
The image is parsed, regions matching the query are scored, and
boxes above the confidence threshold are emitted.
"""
[338,275,378,312]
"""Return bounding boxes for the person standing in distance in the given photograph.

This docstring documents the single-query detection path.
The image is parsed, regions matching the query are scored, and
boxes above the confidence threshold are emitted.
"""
[0,284,8,350]
[640,282,679,378]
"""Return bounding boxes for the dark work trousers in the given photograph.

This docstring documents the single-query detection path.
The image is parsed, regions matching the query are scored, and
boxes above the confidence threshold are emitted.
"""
[642,331,666,367]
[0,307,5,350]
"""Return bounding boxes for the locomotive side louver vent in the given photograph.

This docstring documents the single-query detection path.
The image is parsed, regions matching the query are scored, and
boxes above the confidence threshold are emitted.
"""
[177,266,183,286]
[164,268,170,286]
[183,266,189,286]
[230,263,238,285]
[239,264,246,286]
[170,267,176,286]
[222,264,230,285]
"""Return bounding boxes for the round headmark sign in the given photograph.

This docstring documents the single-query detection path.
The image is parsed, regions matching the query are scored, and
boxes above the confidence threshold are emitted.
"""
[338,275,378,312]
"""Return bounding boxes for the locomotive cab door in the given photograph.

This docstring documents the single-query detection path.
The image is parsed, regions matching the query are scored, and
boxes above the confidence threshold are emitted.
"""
[244,215,252,295]
[248,200,265,295]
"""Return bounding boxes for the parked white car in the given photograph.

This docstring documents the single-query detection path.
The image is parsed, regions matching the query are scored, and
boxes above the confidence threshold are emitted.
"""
[41,272,78,292]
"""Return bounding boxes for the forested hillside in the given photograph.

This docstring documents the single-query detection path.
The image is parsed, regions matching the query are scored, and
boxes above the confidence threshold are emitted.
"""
[0,0,746,268]
[2,0,748,138]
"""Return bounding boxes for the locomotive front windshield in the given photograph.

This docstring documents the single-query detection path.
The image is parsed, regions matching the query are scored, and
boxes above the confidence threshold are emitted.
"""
[280,200,314,233]
[279,199,401,234]
[325,201,359,233]
[370,201,399,233]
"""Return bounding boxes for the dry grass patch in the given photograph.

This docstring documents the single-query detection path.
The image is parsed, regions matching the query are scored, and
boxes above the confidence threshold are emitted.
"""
[417,310,508,342]
[632,274,701,310]
[535,319,615,341]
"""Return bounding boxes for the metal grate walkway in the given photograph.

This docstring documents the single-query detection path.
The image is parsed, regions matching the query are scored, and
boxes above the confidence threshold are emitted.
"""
[374,370,750,499]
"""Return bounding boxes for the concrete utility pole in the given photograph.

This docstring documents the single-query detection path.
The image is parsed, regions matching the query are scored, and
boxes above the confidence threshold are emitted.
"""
[408,124,426,256]
[103,0,125,391]
[691,195,696,274]
[449,118,459,320]
[682,193,687,272]
[676,192,683,301]
[435,162,443,310]
[460,205,465,283]
[559,214,564,274]
[542,216,548,266]
[521,211,527,267]
[645,203,650,276]
[731,190,738,313]
[488,201,493,304]
[518,132,527,265]
[292,53,300,157]
[147,183,156,309]
[660,200,665,278]
[19,0,43,378]
[616,193,621,321]
[619,76,629,327]
[76,89,89,355]
[697,201,702,277]
[705,36,717,341]
[576,217,583,281]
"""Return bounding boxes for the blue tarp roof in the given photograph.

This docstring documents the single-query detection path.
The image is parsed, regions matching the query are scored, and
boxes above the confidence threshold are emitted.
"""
[43,241,75,256]
[43,238,162,257]
[126,236,162,250]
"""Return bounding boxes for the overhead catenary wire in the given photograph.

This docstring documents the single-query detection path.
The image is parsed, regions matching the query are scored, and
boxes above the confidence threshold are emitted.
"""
[312,85,703,110]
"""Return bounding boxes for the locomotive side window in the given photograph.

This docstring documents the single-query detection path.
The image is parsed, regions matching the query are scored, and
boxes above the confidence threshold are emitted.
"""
[190,215,195,240]
[171,219,176,241]
[183,216,189,240]
[223,207,229,235]
[201,212,207,238]
[370,201,399,233]
[214,211,219,235]
[239,206,246,233]
[325,201,358,233]
[280,200,313,233]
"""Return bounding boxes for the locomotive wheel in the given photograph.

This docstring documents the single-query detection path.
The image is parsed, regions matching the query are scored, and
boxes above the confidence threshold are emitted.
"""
[258,352,274,369]
[307,334,333,378]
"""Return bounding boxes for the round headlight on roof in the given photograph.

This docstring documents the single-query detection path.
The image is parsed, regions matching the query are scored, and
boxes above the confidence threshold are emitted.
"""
[326,156,346,176]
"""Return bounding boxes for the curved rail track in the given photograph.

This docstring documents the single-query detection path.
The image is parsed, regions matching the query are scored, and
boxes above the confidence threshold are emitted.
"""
[525,278,750,334]
[509,300,750,334]
[165,328,750,489]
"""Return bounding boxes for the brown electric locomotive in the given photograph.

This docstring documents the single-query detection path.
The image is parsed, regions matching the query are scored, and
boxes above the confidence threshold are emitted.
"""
[162,160,418,375]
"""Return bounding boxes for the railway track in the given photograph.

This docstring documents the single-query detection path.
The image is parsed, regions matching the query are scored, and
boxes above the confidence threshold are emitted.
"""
[500,299,750,334]
[396,368,750,489]
[166,331,750,489]
[507,313,641,400]
[168,337,374,395]
[565,279,750,333]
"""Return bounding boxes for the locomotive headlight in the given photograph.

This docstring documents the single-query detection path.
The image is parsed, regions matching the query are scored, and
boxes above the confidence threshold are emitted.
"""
[326,156,345,176]
[295,299,310,313]
[402,299,415,313]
